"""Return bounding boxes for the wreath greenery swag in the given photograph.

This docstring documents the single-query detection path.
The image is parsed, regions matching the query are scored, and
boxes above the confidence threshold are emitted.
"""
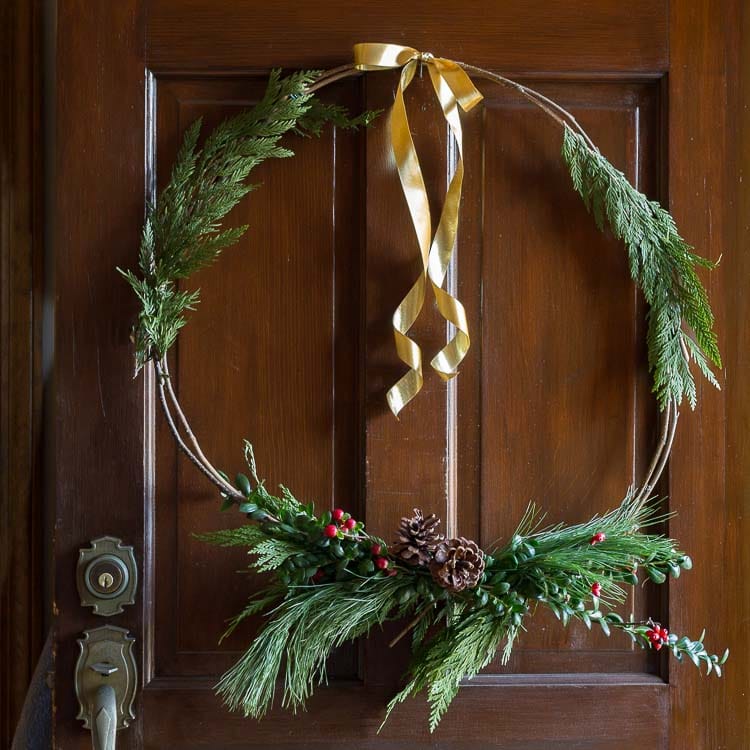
[121,44,727,731]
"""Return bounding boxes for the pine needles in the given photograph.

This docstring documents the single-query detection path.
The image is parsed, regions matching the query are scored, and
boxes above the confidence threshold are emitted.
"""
[203,474,726,731]
[216,574,418,718]
[120,70,376,373]
[561,126,721,409]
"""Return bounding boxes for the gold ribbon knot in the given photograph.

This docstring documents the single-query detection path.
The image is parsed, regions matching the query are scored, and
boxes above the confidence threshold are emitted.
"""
[354,43,482,417]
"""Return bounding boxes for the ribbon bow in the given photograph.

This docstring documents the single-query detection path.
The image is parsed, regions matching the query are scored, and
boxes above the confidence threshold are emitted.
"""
[354,43,483,417]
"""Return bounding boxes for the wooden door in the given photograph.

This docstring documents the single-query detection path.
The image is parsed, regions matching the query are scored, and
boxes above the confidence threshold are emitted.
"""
[53,2,745,748]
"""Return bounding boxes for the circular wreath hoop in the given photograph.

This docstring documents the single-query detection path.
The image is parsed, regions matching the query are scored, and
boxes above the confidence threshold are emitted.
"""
[121,44,727,731]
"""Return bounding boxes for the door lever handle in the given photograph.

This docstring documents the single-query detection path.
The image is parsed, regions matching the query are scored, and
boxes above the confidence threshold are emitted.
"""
[90,662,119,677]
[75,626,137,749]
[90,683,117,750]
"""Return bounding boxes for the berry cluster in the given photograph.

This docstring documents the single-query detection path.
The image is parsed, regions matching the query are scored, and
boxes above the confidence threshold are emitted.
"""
[320,509,391,576]
[646,623,669,651]
[226,474,394,586]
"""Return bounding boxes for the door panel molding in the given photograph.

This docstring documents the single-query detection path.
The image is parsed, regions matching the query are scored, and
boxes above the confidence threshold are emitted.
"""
[147,73,364,680]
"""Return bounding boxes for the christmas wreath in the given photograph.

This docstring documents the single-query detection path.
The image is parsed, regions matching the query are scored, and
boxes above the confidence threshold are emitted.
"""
[121,44,728,731]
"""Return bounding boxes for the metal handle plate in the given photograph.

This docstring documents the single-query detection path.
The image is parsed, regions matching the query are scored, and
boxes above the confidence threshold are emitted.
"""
[75,625,137,745]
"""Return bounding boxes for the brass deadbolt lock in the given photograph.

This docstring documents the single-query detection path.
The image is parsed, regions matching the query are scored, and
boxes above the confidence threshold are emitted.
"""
[77,537,137,616]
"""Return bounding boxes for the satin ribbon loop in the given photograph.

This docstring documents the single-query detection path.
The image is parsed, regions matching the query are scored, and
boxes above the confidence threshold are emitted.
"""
[353,43,482,417]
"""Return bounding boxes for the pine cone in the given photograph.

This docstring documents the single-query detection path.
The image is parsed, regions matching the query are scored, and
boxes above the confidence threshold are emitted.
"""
[430,537,485,592]
[392,509,444,566]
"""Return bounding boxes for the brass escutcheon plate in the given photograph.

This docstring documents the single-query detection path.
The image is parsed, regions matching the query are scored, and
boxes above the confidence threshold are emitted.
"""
[75,625,137,731]
[77,537,137,616]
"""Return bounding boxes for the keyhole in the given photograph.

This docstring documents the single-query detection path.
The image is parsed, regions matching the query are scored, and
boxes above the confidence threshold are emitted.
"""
[98,572,115,590]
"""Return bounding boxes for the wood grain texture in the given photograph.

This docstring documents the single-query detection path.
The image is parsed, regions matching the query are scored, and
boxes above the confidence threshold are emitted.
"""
[143,679,668,749]
[146,0,669,73]
[143,69,668,743]
[53,1,146,748]
[0,0,45,746]
[464,79,660,673]
[668,1,746,748]
[48,0,748,747]
[151,76,362,678]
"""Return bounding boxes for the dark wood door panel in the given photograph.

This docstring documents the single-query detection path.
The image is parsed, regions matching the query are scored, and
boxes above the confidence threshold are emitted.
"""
[54,0,745,747]
[151,75,364,678]
[144,40,669,742]
[466,79,662,674]
[146,0,668,73]
[144,68,667,740]
[143,679,667,749]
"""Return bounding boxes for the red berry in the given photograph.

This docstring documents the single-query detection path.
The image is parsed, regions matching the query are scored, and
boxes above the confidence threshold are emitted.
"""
[590,532,607,545]
[387,568,398,576]
[375,557,389,570]
[654,642,663,651]
[591,582,602,597]
[324,524,338,538]
[661,628,669,638]
[312,569,325,582]
[332,508,344,522]
[344,518,357,530]
[649,631,661,643]
[371,543,383,555]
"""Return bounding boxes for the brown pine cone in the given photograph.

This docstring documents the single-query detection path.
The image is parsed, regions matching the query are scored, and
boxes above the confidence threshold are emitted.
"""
[391,509,444,567]
[430,537,486,592]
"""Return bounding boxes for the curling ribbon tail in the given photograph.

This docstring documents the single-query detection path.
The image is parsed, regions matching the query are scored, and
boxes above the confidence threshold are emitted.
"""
[354,43,482,417]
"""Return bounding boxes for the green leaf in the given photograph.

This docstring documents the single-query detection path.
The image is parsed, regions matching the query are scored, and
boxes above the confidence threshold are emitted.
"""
[220,497,235,512]
[646,567,667,584]
[235,473,252,496]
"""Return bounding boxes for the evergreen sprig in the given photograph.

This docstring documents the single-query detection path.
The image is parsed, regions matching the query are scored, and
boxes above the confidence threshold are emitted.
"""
[561,126,721,409]
[120,70,376,373]
[202,452,727,732]
[216,575,420,717]
[385,608,513,731]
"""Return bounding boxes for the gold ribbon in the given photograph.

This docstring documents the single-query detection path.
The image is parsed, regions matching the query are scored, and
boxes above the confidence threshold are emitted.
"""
[354,43,482,417]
